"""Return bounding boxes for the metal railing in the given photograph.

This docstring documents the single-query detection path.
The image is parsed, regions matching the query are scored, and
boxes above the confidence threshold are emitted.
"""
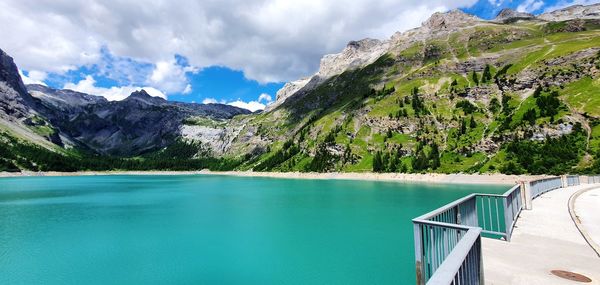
[567,175,580,186]
[413,176,575,285]
[589,176,600,184]
[530,177,562,199]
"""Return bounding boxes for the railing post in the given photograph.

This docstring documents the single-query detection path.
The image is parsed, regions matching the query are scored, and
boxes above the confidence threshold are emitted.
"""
[414,223,424,285]
[478,236,485,285]
[561,175,567,188]
[503,195,511,242]
[521,181,533,210]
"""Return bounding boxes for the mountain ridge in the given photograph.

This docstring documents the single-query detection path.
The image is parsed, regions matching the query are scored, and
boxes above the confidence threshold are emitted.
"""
[2,4,600,175]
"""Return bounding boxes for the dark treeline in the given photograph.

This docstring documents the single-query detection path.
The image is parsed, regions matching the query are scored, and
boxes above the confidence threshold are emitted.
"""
[501,124,586,175]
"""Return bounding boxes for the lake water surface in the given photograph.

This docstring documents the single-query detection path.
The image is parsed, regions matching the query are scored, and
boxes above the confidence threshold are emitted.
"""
[0,175,507,284]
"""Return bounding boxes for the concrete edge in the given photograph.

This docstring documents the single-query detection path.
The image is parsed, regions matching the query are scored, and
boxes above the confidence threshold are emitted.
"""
[568,185,600,258]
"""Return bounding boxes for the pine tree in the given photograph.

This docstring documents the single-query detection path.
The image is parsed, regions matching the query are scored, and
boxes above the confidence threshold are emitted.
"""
[472,71,480,86]
[373,151,383,172]
[481,65,492,83]
[469,116,476,129]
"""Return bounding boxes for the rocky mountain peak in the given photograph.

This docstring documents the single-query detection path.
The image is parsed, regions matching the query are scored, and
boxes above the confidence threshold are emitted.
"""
[0,48,30,99]
[346,38,382,51]
[539,3,600,21]
[494,8,535,23]
[422,9,481,30]
[125,89,166,105]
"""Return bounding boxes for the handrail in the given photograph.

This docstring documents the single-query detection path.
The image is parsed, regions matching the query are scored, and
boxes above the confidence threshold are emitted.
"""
[413,175,578,285]
[426,228,482,285]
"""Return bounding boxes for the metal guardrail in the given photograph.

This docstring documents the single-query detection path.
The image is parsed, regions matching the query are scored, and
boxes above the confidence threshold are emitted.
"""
[589,176,600,184]
[413,176,576,285]
[530,177,562,199]
[567,175,580,187]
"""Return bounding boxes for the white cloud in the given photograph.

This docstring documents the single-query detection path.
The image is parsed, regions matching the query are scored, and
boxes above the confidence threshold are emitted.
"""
[202,93,274,111]
[517,0,545,12]
[19,69,47,86]
[228,100,266,112]
[258,93,273,103]
[202,98,221,104]
[148,59,196,94]
[63,75,166,101]
[0,0,479,85]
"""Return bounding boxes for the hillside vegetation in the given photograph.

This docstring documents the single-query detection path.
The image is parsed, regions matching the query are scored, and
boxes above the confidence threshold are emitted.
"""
[235,18,600,175]
[2,7,600,175]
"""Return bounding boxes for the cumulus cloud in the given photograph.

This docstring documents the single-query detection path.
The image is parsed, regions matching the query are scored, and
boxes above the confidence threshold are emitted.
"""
[0,0,479,85]
[228,100,266,112]
[63,75,166,101]
[202,98,221,104]
[517,0,545,12]
[19,70,48,86]
[258,93,273,103]
[202,93,274,111]
[148,59,196,94]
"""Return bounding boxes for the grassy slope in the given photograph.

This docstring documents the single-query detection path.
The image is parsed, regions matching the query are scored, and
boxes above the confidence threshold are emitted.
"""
[242,19,600,174]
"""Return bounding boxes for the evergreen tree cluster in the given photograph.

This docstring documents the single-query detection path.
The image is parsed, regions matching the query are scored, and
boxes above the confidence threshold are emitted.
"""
[501,124,586,175]
[411,87,427,115]
[254,140,300,171]
[372,145,408,173]
[0,132,242,172]
[456,100,478,114]
[411,141,441,172]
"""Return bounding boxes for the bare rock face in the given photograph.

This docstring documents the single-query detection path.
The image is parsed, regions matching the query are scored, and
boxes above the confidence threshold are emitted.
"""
[0,48,35,120]
[494,8,535,23]
[26,84,251,156]
[317,38,389,79]
[265,77,311,111]
[422,9,481,31]
[539,3,600,21]
[268,38,389,109]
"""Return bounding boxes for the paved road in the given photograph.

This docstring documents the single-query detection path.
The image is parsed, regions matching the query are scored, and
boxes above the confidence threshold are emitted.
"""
[483,184,600,285]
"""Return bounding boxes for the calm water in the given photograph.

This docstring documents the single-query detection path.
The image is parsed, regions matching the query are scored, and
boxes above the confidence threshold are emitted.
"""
[0,175,507,284]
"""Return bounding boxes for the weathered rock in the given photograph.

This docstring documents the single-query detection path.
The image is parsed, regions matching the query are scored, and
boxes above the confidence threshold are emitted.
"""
[494,8,535,23]
[539,3,600,21]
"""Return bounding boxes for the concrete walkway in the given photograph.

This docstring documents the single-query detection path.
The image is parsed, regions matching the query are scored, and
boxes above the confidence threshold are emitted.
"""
[483,184,600,285]
[575,188,600,256]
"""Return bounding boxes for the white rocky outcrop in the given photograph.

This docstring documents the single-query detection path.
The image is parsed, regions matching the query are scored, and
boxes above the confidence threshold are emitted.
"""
[316,38,389,80]
[538,3,600,21]
[267,38,390,109]
[265,77,311,111]
[180,124,244,156]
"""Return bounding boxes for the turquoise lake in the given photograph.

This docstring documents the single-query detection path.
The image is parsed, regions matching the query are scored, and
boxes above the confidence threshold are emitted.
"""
[0,175,508,284]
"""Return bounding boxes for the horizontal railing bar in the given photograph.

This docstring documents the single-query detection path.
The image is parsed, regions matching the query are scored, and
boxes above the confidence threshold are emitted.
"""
[481,230,507,237]
[413,194,478,221]
[412,219,474,231]
[502,185,521,196]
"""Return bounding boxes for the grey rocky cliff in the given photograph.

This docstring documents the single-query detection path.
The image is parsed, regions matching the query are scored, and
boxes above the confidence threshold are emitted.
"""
[0,49,36,120]
[493,8,535,23]
[539,3,600,21]
[24,85,251,156]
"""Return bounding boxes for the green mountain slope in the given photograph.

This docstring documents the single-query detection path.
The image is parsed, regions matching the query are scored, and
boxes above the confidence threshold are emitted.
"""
[236,18,600,175]
[2,7,600,175]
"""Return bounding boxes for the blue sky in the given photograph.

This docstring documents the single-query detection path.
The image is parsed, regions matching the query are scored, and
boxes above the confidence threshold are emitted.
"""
[8,0,599,111]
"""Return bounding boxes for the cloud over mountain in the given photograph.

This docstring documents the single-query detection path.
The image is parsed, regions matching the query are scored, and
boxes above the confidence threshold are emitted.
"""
[0,0,480,86]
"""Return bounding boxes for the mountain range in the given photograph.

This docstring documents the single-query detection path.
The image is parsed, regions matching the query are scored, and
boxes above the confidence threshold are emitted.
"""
[1,4,600,175]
